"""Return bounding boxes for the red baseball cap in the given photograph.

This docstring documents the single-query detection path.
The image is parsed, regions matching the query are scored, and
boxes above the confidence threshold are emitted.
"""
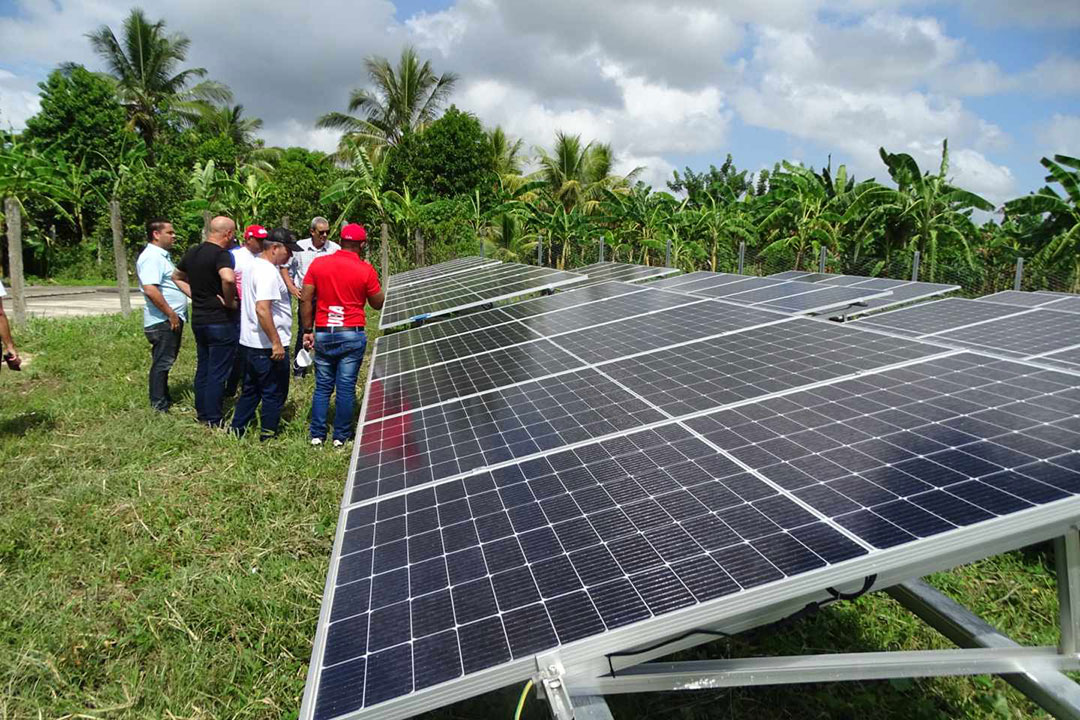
[340,223,367,243]
[244,224,269,240]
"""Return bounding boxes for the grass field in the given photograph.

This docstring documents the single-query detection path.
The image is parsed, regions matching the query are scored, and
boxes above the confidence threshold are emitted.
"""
[0,311,1068,719]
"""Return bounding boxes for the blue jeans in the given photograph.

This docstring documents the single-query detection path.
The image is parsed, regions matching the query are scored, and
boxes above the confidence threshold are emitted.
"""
[144,320,183,411]
[310,330,367,442]
[231,348,291,439]
[192,322,238,426]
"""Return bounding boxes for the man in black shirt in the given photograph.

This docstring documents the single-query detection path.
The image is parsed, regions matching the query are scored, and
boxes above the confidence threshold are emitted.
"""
[174,216,239,426]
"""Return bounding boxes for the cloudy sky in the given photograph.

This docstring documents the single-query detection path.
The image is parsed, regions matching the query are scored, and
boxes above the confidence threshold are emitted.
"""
[1,0,1078,205]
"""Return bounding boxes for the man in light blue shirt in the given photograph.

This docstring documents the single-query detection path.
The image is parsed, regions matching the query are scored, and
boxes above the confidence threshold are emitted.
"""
[137,218,191,411]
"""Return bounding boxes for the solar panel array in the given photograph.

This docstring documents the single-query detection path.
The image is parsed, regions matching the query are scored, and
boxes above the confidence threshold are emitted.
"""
[767,270,959,316]
[302,280,1080,720]
[379,262,586,330]
[566,261,680,290]
[386,257,501,289]
[637,272,892,314]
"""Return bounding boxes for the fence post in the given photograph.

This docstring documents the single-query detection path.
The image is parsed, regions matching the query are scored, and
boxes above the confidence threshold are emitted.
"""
[599,236,604,263]
[737,241,746,275]
[818,246,827,274]
[4,198,26,326]
[665,236,672,268]
[537,234,543,266]
[380,222,389,280]
[281,216,290,230]
[415,228,425,267]
[911,251,921,282]
[1014,257,1025,291]
[202,210,211,241]
[109,199,131,316]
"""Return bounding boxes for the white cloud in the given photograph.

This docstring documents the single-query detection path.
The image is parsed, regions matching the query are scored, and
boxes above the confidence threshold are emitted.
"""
[1041,114,1080,158]
[0,70,42,130]
[949,148,1014,205]
[258,120,340,154]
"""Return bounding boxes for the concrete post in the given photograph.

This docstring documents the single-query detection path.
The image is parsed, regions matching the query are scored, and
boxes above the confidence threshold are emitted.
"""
[4,198,26,326]
[738,241,746,275]
[1014,257,1025,291]
[912,251,921,282]
[380,223,389,279]
[109,199,131,315]
[818,246,827,274]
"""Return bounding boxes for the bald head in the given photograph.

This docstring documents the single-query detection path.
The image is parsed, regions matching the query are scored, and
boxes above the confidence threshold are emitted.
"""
[207,216,236,248]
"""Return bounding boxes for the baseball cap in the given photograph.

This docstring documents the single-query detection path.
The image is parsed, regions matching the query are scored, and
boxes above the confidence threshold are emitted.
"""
[244,224,269,240]
[340,223,367,244]
[267,227,304,253]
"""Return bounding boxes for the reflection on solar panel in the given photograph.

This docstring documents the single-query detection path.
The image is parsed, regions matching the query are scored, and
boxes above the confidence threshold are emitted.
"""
[387,257,501,289]
[855,298,1028,336]
[380,263,586,329]
[566,261,680,289]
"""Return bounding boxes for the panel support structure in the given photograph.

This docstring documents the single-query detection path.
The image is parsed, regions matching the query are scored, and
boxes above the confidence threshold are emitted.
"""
[542,535,1080,720]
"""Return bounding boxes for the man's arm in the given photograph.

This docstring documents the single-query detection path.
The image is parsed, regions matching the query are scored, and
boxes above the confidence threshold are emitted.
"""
[218,267,237,309]
[255,299,284,360]
[142,284,182,330]
[368,289,385,311]
[282,265,302,299]
[0,300,17,360]
[174,277,192,297]
[300,283,316,350]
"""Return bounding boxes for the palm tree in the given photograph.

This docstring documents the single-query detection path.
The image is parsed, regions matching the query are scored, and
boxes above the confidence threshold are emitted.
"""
[483,212,538,263]
[87,8,232,161]
[489,126,525,177]
[188,102,280,173]
[318,46,457,152]
[1005,155,1080,291]
[533,132,640,214]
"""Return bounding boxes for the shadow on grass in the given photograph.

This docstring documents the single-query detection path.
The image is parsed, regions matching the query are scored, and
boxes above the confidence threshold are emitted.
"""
[0,411,56,436]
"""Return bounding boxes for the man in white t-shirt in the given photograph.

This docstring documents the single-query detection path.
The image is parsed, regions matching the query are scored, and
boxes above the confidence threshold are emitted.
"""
[230,228,303,440]
[226,224,269,396]
[0,277,19,371]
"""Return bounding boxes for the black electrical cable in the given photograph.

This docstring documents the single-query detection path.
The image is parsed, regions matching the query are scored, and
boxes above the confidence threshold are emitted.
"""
[602,575,878,678]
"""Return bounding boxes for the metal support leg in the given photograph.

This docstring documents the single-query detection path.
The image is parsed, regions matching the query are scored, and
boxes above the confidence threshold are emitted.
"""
[890,576,1080,720]
[1057,529,1080,655]
[572,695,614,720]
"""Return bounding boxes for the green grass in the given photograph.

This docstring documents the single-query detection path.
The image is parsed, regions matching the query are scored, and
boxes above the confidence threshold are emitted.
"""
[0,312,1068,719]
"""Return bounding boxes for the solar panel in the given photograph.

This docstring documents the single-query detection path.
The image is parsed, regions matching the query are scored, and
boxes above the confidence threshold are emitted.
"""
[927,309,1080,359]
[768,270,818,280]
[364,340,585,422]
[600,319,947,417]
[498,281,643,320]
[352,369,668,501]
[303,344,1080,720]
[380,264,586,329]
[567,261,680,289]
[854,298,1029,337]
[756,285,890,314]
[387,257,501,289]
[377,308,517,354]
[374,323,543,377]
[761,272,957,316]
[550,301,793,365]
[648,270,728,289]
[519,288,698,337]
[975,290,1064,308]
[1046,296,1080,314]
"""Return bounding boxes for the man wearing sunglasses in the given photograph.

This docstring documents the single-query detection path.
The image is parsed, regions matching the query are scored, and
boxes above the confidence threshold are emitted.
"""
[285,216,339,377]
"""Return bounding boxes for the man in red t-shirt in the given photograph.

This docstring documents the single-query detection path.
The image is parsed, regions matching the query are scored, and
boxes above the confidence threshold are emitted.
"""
[300,222,384,447]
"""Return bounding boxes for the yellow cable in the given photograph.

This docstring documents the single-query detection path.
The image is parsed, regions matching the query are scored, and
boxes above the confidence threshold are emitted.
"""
[513,678,534,720]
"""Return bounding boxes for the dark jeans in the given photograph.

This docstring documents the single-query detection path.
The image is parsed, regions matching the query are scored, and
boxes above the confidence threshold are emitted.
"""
[310,330,367,442]
[226,319,244,396]
[144,320,183,411]
[231,347,291,439]
[192,322,238,426]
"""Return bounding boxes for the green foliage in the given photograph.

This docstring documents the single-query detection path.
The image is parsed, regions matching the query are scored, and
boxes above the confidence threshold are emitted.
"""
[264,148,341,231]
[385,106,495,199]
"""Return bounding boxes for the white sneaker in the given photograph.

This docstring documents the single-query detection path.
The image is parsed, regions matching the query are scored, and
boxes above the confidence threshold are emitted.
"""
[333,439,347,448]
[310,437,324,447]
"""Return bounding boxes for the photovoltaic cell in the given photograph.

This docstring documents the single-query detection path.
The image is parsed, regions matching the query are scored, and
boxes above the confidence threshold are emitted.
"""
[498,281,644,320]
[520,289,697,337]
[377,308,517,353]
[387,257,500,289]
[648,271,728,289]
[567,261,679,289]
[374,322,542,377]
[975,290,1064,307]
[1037,346,1080,372]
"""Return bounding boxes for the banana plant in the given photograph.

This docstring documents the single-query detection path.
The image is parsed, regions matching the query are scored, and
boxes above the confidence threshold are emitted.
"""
[1004,155,1080,291]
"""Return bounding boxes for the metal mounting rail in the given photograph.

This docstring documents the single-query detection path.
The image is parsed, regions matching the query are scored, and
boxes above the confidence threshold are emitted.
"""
[538,529,1080,720]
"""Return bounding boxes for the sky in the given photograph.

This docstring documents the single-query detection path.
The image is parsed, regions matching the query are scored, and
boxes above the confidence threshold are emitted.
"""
[0,0,1078,207]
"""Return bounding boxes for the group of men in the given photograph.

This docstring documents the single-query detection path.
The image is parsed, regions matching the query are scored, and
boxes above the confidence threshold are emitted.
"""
[135,215,383,444]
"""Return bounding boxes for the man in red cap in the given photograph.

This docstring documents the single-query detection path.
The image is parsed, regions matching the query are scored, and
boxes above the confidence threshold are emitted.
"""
[226,224,269,396]
[300,222,384,447]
